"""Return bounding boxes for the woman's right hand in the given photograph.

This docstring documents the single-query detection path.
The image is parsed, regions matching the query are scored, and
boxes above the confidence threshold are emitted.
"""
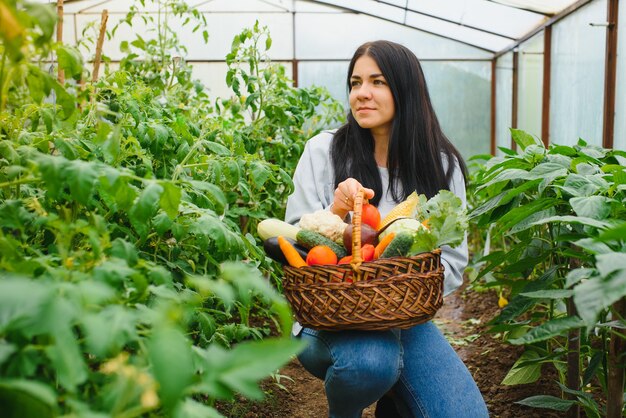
[331,178,375,219]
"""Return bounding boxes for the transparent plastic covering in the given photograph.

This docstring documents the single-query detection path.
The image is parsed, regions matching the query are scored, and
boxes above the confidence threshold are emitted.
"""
[421,61,492,159]
[549,0,606,147]
[495,52,514,154]
[51,0,583,54]
[517,32,544,140]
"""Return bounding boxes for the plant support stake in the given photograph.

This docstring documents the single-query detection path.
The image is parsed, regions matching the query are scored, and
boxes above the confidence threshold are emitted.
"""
[92,9,109,83]
[56,0,64,84]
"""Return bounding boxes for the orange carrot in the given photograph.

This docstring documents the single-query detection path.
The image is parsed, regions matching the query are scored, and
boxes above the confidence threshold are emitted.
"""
[278,236,307,268]
[374,232,396,259]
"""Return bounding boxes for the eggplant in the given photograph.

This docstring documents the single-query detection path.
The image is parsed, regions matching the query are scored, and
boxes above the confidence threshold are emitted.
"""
[263,236,309,265]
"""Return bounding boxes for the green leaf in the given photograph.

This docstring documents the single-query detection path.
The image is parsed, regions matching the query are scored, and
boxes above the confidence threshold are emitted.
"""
[0,379,57,418]
[477,168,530,191]
[50,78,76,119]
[528,215,610,230]
[103,127,121,164]
[204,141,231,156]
[45,327,88,390]
[197,338,305,400]
[56,45,83,80]
[559,174,602,197]
[36,155,66,199]
[569,196,611,220]
[24,2,56,44]
[496,198,560,235]
[525,163,568,181]
[596,252,626,277]
[565,268,595,289]
[519,289,574,299]
[511,128,542,151]
[574,269,626,328]
[65,160,99,205]
[573,238,613,255]
[493,267,558,323]
[159,182,181,218]
[509,316,583,345]
[0,278,52,334]
[596,222,626,242]
[129,182,163,237]
[501,350,541,385]
[110,238,139,266]
[82,306,137,358]
[148,326,194,409]
[0,342,16,367]
[26,67,46,102]
[174,399,222,418]
[153,212,173,235]
[248,161,271,188]
[515,395,574,412]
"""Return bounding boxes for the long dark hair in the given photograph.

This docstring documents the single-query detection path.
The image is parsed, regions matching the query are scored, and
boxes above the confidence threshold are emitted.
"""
[330,40,467,205]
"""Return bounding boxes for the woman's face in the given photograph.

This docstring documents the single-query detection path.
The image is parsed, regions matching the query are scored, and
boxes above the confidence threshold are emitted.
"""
[349,55,395,136]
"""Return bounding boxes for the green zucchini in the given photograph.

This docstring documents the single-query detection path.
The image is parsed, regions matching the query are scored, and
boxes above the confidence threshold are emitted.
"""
[296,230,348,259]
[381,232,414,258]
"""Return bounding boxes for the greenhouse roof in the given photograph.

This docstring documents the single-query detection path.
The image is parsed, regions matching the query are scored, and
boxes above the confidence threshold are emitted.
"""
[53,0,585,54]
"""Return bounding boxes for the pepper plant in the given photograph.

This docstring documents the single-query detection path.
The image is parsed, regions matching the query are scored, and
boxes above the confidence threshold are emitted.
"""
[470,129,626,417]
[0,0,343,416]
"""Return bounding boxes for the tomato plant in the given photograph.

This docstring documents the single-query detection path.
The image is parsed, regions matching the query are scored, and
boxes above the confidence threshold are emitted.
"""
[0,0,344,416]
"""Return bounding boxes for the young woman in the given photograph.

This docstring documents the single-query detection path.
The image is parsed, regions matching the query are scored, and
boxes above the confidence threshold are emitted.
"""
[285,40,488,418]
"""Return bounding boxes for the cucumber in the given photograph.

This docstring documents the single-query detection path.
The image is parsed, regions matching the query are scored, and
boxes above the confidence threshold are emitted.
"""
[257,218,300,241]
[296,229,348,259]
[381,232,414,258]
[263,237,309,265]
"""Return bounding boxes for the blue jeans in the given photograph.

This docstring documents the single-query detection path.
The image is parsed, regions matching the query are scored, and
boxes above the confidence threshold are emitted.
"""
[296,322,489,418]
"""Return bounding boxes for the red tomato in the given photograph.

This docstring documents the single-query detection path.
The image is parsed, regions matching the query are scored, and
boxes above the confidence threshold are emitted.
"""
[306,245,338,266]
[361,244,375,262]
[338,255,353,264]
[362,203,381,230]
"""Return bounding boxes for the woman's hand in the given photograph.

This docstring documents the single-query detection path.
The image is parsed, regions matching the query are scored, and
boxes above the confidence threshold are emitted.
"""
[331,178,375,219]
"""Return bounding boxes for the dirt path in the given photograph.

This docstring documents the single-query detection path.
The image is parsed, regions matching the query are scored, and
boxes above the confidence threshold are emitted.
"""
[218,286,565,417]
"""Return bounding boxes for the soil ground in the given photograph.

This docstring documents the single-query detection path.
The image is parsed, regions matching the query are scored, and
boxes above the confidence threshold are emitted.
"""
[217,285,567,417]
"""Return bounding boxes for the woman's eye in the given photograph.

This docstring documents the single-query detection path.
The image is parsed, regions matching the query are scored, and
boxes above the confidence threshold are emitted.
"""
[374,79,386,85]
[350,80,361,87]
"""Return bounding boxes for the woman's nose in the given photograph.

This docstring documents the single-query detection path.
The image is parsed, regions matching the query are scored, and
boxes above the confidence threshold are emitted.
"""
[357,84,373,99]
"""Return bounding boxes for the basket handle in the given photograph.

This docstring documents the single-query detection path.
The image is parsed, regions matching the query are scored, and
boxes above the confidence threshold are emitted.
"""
[349,188,365,275]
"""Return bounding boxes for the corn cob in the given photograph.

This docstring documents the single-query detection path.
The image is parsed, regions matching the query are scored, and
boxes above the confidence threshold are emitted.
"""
[379,191,419,231]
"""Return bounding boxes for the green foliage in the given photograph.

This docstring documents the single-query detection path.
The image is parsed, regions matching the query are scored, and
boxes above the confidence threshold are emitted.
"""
[0,0,343,416]
[469,129,626,415]
[411,190,468,254]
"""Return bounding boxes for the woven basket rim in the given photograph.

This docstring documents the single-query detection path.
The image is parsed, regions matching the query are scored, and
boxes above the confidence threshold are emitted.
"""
[283,248,442,277]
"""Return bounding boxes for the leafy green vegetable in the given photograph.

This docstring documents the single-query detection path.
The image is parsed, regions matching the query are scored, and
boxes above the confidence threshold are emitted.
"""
[409,190,468,255]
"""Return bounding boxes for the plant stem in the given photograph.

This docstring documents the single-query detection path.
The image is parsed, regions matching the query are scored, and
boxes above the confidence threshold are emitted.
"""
[566,296,580,418]
[0,177,39,188]
[0,49,7,112]
[607,298,626,418]
[171,139,205,181]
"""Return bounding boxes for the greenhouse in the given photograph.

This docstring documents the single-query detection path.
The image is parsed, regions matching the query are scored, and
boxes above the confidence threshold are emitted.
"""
[1,0,625,416]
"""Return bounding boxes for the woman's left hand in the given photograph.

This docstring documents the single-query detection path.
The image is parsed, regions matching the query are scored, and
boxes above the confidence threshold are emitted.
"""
[331,178,375,219]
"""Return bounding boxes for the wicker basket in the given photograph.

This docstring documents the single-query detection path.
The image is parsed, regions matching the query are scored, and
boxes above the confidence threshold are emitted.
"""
[282,189,444,331]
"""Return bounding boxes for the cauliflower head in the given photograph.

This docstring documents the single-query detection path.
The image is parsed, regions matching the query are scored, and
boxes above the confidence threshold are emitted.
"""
[298,210,348,244]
